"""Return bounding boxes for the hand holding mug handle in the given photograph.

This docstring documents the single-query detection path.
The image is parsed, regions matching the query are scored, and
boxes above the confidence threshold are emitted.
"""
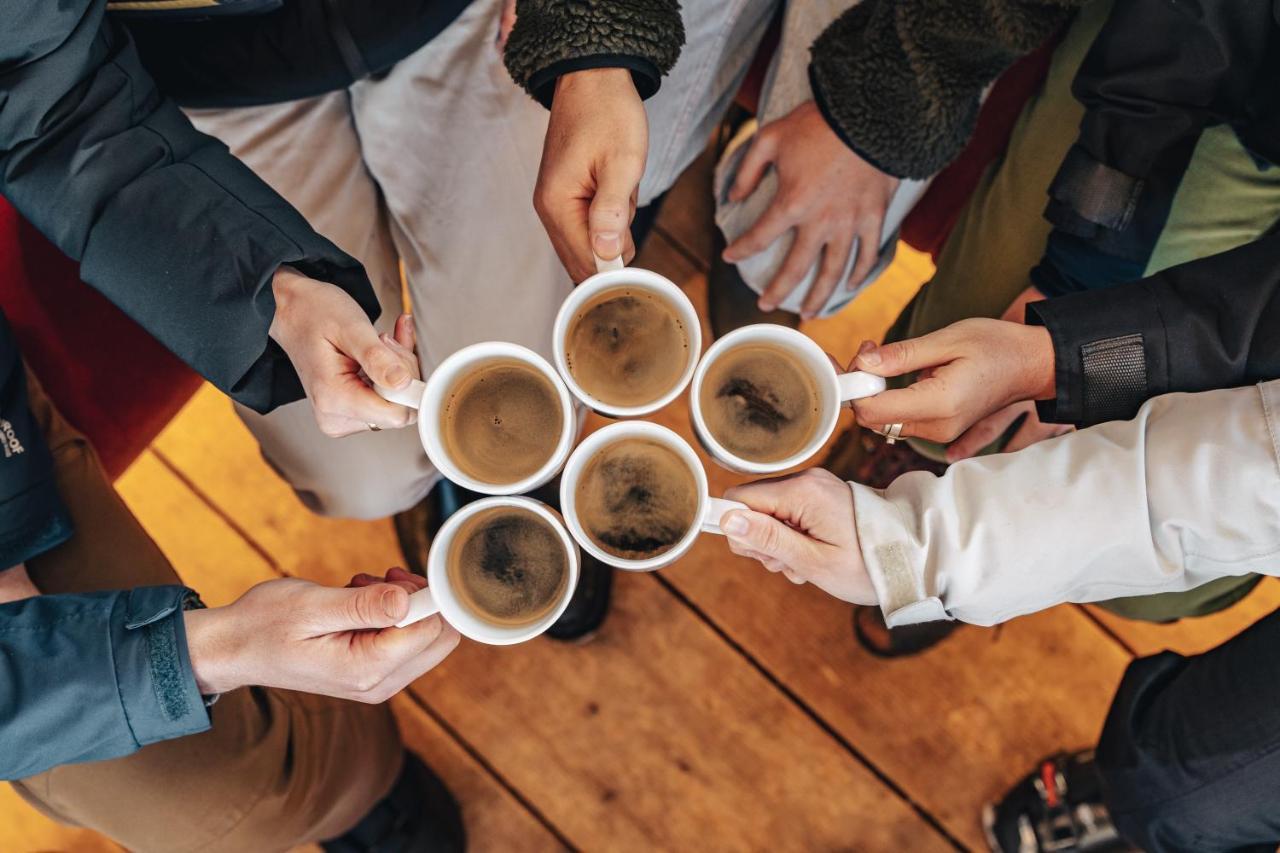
[701,496,750,536]
[836,371,886,403]
[372,378,428,410]
[594,253,625,274]
[396,587,440,629]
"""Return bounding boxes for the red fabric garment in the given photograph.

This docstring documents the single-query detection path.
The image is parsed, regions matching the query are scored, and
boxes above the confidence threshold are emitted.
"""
[0,198,201,480]
[899,37,1060,258]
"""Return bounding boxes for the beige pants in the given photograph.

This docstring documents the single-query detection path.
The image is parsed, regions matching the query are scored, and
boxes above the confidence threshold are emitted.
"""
[10,373,403,853]
[189,0,779,519]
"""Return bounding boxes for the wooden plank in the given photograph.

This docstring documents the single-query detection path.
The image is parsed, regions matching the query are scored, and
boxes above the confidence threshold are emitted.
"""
[632,234,1134,847]
[150,264,952,849]
[115,453,567,853]
[152,402,951,851]
[1086,578,1280,658]
[652,144,717,270]
[413,570,949,852]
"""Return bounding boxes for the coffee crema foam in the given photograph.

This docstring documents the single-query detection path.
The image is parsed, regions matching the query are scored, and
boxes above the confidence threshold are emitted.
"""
[441,359,563,486]
[448,506,569,626]
[565,287,689,408]
[574,438,699,561]
[699,344,821,463]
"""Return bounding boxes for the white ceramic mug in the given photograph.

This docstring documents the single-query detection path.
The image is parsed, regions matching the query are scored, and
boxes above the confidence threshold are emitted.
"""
[559,421,746,571]
[552,257,702,418]
[395,496,580,645]
[690,324,887,474]
[375,342,576,495]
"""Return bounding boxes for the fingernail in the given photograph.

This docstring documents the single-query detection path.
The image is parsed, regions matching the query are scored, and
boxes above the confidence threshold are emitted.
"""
[858,347,882,368]
[382,587,401,619]
[858,340,876,355]
[594,232,621,256]
[722,513,748,536]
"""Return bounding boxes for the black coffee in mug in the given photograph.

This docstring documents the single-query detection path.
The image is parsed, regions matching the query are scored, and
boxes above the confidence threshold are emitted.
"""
[447,505,570,626]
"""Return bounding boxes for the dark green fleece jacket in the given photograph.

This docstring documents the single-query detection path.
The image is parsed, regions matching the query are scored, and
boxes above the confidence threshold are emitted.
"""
[504,0,1085,180]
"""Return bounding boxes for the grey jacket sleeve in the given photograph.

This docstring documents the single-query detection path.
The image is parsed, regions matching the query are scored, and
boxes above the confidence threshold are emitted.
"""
[0,585,210,780]
[854,380,1280,628]
[0,0,379,414]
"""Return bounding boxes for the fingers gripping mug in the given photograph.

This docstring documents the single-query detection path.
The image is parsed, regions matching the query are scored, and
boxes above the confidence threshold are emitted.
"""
[375,342,577,495]
[559,421,747,572]
[552,255,703,418]
[395,496,580,645]
[690,324,886,474]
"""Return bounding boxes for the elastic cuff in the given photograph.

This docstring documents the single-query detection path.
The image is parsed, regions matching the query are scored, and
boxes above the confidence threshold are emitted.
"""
[114,586,211,748]
[527,55,662,110]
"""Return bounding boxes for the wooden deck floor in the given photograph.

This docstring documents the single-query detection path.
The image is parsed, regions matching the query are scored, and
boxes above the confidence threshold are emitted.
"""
[7,151,1279,852]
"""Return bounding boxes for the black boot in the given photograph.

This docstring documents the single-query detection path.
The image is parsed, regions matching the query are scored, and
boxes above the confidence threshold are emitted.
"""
[323,753,465,853]
[852,605,960,658]
[983,751,1134,853]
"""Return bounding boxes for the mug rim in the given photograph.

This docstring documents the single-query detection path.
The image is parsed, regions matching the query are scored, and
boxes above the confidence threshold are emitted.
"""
[428,496,580,645]
[690,324,841,475]
[551,268,703,418]
[559,421,709,572]
[419,342,577,496]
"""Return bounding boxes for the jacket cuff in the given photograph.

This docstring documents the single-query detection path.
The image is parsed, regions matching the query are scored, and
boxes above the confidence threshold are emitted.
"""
[526,55,662,110]
[113,586,211,748]
[850,483,953,628]
[1026,286,1167,427]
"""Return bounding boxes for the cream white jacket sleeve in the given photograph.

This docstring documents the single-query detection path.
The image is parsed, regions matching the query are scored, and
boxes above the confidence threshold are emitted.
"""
[853,380,1280,628]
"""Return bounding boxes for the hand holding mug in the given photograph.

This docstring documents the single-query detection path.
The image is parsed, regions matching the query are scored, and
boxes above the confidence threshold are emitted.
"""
[269,267,420,436]
[184,574,459,703]
[849,318,1058,456]
[722,100,900,319]
[535,68,647,282]
[721,468,876,605]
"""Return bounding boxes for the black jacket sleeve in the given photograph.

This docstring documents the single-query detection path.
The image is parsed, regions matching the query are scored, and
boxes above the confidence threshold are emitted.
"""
[1027,233,1280,427]
[1031,0,1278,297]
[0,0,380,414]
[124,0,472,108]
[503,0,684,108]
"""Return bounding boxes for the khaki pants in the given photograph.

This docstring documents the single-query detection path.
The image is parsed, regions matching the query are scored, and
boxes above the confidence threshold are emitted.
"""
[883,0,1280,622]
[10,374,404,853]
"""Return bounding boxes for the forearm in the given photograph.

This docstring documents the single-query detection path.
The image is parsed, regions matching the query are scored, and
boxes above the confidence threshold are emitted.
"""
[854,381,1280,627]
[504,0,684,107]
[0,586,209,780]
[809,0,1081,180]
[1028,234,1280,426]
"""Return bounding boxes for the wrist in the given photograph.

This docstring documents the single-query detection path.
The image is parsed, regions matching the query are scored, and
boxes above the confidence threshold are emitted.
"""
[268,265,309,345]
[555,67,636,98]
[1021,325,1056,401]
[184,607,244,695]
[0,563,38,604]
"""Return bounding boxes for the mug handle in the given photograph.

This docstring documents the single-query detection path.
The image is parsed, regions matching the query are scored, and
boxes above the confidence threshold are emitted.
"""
[593,253,625,274]
[836,371,886,403]
[701,496,750,536]
[395,587,441,629]
[373,378,428,409]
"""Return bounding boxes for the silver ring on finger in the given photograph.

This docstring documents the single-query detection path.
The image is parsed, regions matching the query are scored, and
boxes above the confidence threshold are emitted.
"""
[367,422,382,432]
[877,422,904,445]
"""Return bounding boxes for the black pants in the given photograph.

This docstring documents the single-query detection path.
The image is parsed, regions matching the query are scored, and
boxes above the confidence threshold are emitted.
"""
[1098,607,1280,852]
